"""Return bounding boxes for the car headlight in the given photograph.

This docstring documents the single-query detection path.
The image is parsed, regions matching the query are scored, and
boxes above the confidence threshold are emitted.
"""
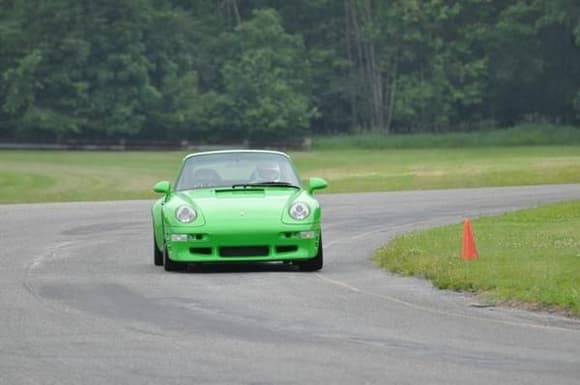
[289,202,311,221]
[175,205,197,223]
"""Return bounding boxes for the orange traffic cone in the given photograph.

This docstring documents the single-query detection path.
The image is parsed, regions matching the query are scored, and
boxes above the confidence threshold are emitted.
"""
[462,219,478,261]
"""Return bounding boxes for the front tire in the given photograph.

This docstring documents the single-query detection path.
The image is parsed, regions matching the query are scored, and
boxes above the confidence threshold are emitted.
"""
[154,239,163,266]
[163,245,186,272]
[298,238,323,271]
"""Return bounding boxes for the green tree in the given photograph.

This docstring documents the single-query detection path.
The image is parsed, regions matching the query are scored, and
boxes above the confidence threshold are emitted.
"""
[389,0,488,132]
[1,0,579,142]
[217,9,315,142]
[141,2,205,139]
[1,1,91,139]
[0,0,155,138]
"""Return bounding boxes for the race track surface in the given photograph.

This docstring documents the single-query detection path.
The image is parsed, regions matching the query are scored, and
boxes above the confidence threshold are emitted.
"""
[1,185,580,385]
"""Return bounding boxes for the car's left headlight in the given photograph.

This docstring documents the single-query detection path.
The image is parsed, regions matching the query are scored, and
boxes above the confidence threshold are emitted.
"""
[289,202,311,221]
[175,205,197,223]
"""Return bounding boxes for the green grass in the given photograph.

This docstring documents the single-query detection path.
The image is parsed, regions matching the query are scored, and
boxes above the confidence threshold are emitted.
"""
[1,146,580,203]
[0,151,183,203]
[295,146,580,193]
[314,124,580,150]
[374,201,580,316]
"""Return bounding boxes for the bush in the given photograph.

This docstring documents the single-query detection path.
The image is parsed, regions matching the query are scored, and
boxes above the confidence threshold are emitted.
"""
[312,125,580,150]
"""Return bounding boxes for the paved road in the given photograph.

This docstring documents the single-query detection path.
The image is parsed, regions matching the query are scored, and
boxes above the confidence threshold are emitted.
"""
[1,185,580,385]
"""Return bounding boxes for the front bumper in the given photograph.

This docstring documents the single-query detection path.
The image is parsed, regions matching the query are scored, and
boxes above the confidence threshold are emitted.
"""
[164,223,321,263]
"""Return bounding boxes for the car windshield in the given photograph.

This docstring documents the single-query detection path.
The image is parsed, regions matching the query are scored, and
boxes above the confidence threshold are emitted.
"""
[175,152,302,191]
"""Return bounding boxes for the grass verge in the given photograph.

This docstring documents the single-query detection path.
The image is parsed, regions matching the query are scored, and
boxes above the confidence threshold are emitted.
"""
[313,124,580,150]
[374,201,580,317]
[1,146,580,203]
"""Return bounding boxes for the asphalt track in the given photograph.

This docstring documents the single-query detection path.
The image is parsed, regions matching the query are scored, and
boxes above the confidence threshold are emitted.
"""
[1,185,580,385]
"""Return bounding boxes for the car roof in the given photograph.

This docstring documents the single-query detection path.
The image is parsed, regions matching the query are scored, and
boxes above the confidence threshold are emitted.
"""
[183,149,291,161]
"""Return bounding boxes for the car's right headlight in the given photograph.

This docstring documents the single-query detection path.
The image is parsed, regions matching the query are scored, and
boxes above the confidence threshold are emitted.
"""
[175,205,197,223]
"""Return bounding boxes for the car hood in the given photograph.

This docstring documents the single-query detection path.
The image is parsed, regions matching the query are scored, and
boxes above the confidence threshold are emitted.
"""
[173,188,304,224]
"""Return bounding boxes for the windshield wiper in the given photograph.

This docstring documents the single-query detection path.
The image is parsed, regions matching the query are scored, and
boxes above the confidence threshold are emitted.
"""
[232,182,300,189]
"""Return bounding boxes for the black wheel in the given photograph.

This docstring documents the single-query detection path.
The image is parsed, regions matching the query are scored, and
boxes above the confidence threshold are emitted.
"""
[298,238,323,271]
[163,245,186,272]
[154,238,163,266]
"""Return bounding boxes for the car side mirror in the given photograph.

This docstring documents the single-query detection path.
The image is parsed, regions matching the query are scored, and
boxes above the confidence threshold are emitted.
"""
[153,181,171,194]
[307,177,328,194]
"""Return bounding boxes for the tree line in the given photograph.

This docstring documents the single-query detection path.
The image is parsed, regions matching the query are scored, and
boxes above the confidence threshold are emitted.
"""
[0,0,579,143]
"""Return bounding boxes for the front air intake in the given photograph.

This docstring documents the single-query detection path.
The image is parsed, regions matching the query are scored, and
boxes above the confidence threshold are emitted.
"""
[190,247,212,255]
[276,245,298,253]
[219,246,269,257]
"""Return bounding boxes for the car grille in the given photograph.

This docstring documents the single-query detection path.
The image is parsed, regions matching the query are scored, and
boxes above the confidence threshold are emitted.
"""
[219,246,269,257]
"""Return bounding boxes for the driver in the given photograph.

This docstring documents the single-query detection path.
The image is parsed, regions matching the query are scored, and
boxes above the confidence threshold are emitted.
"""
[253,161,281,182]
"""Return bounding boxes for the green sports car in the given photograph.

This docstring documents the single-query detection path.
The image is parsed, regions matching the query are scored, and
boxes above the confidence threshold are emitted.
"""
[152,150,328,272]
